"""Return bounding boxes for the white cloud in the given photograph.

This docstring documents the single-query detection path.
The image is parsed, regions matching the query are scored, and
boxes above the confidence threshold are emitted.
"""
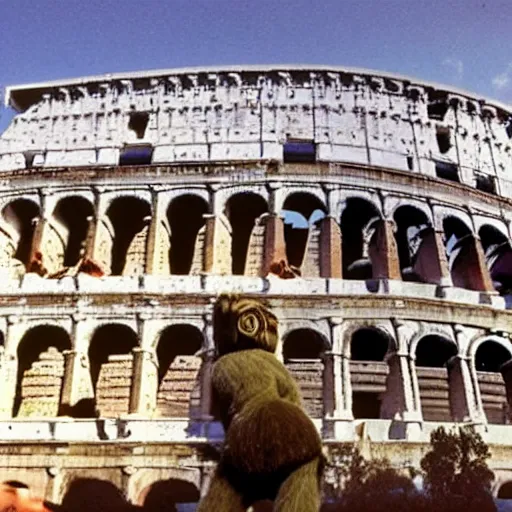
[492,63,512,91]
[442,58,464,80]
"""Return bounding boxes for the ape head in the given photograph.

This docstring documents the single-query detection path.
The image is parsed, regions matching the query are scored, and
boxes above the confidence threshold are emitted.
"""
[213,294,278,357]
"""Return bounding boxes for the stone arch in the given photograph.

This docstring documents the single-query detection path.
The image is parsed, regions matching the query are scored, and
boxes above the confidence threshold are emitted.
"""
[340,197,381,279]
[167,194,209,275]
[60,477,128,512]
[478,224,512,295]
[281,192,327,271]
[433,205,473,234]
[275,186,326,215]
[414,334,458,422]
[14,325,71,417]
[442,215,474,288]
[225,192,268,275]
[52,195,95,267]
[138,478,200,511]
[106,195,151,276]
[88,323,139,417]
[155,324,204,418]
[393,205,430,281]
[497,481,512,499]
[349,327,393,419]
[216,185,268,216]
[472,336,512,424]
[282,328,328,418]
[0,198,40,270]
[386,197,433,226]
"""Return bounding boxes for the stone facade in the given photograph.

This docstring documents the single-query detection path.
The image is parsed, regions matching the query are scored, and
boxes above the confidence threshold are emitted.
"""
[1,66,512,508]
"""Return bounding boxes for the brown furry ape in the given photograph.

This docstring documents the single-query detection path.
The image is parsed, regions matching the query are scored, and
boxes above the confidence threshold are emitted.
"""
[197,295,323,512]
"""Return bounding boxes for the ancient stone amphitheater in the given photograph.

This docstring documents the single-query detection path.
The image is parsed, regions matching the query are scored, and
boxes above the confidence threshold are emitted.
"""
[1,65,512,508]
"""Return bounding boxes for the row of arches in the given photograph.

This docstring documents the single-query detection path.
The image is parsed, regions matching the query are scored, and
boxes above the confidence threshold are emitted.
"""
[3,322,512,425]
[1,192,510,294]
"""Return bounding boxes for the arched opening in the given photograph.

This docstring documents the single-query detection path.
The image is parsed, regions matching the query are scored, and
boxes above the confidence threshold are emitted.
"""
[350,328,390,419]
[106,196,151,275]
[88,324,138,417]
[283,329,326,418]
[340,198,380,279]
[281,193,326,270]
[14,325,71,417]
[225,193,268,275]
[141,479,200,511]
[1,199,40,267]
[479,225,512,295]
[475,340,512,424]
[155,325,203,418]
[415,335,457,422]
[498,481,512,499]
[168,195,208,275]
[393,206,429,282]
[443,216,472,288]
[53,196,94,267]
[61,478,129,512]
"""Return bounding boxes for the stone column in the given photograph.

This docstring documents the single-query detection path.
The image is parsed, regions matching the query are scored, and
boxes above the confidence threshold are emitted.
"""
[262,214,287,275]
[448,325,486,423]
[202,214,232,275]
[381,320,422,422]
[128,315,158,417]
[27,189,51,268]
[368,219,401,280]
[413,227,452,286]
[0,315,24,418]
[451,235,495,292]
[59,315,95,416]
[144,188,162,275]
[319,216,342,278]
[199,314,215,420]
[90,187,112,274]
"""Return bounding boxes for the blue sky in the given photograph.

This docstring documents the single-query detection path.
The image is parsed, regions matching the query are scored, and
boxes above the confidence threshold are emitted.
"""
[1,0,511,133]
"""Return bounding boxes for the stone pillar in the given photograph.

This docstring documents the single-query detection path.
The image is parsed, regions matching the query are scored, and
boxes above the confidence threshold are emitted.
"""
[59,315,95,416]
[368,219,401,280]
[199,314,215,420]
[144,189,162,275]
[319,216,342,278]
[90,188,112,274]
[262,214,287,275]
[500,360,512,422]
[451,235,495,292]
[82,215,97,260]
[381,320,422,422]
[129,315,158,417]
[0,315,24,418]
[128,347,158,416]
[413,227,452,286]
[449,325,486,423]
[203,214,232,275]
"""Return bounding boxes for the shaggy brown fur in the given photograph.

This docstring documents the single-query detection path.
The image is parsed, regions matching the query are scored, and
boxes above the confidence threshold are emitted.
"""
[198,295,323,511]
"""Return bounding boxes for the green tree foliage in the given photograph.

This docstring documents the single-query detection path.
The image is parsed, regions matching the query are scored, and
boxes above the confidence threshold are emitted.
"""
[421,425,496,512]
[325,426,496,512]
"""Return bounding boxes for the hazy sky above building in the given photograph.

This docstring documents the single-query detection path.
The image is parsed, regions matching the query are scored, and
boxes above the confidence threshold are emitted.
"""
[1,0,511,132]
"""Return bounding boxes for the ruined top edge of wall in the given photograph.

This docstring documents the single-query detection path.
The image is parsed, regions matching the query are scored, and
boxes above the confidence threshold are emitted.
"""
[6,65,512,116]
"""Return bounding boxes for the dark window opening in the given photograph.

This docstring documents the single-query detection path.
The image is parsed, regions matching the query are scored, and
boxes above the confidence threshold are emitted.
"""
[14,326,71,416]
[1,199,40,266]
[168,195,208,275]
[141,479,200,510]
[23,152,35,168]
[128,112,149,139]
[107,197,151,275]
[427,92,449,121]
[351,328,389,361]
[498,482,512,500]
[53,197,94,266]
[282,193,326,270]
[436,127,451,154]
[226,193,268,275]
[119,144,153,166]
[475,173,497,195]
[353,392,381,419]
[416,336,457,367]
[340,198,380,279]
[435,161,459,182]
[88,325,138,391]
[506,118,512,139]
[283,329,325,360]
[475,341,511,372]
[406,155,414,171]
[283,140,316,163]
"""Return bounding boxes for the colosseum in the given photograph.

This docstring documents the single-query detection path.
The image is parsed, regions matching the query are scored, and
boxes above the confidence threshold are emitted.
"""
[0,65,512,508]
